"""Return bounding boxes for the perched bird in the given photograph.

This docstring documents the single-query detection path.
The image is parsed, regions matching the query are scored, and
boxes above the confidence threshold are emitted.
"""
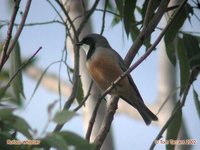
[77,33,158,125]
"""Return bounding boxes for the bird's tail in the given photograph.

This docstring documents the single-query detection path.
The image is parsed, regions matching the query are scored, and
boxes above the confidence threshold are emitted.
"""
[136,102,158,125]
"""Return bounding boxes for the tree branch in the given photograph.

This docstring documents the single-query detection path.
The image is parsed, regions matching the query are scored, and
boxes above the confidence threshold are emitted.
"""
[0,0,21,71]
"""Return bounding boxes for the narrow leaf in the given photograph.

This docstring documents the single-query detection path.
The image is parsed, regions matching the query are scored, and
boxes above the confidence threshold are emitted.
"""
[53,110,76,124]
[30,61,60,100]
[164,4,189,65]
[166,101,182,150]
[115,0,124,16]
[193,89,200,119]
[183,34,200,68]
[9,42,24,105]
[123,0,136,36]
[177,37,190,95]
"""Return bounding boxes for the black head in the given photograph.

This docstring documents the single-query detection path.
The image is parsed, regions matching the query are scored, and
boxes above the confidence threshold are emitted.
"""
[77,34,111,59]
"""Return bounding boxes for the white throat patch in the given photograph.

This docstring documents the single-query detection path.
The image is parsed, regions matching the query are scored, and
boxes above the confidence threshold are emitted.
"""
[81,44,90,55]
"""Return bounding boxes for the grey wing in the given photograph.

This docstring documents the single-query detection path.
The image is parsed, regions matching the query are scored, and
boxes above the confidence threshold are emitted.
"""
[112,49,144,103]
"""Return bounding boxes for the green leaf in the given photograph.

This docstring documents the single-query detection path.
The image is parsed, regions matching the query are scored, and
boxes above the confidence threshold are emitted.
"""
[183,34,200,68]
[40,133,68,150]
[9,42,24,105]
[123,0,136,36]
[53,110,76,124]
[177,37,190,95]
[76,79,84,104]
[12,116,32,139]
[115,0,124,16]
[193,89,200,119]
[166,101,182,150]
[0,85,9,100]
[164,4,189,65]
[60,131,95,150]
[0,131,14,150]
[30,61,60,100]
[0,109,32,139]
[111,14,121,27]
[0,70,9,80]
[0,108,14,119]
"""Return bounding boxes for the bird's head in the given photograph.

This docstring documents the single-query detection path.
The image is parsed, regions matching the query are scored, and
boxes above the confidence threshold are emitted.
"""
[76,34,111,58]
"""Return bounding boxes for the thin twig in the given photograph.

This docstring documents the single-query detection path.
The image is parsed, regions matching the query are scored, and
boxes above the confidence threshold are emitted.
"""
[95,8,121,17]
[46,0,66,24]
[73,80,93,112]
[0,1,21,71]
[1,20,64,27]
[100,0,108,35]
[0,0,32,71]
[7,0,32,59]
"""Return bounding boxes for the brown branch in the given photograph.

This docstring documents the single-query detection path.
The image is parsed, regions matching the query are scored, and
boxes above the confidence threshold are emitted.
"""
[8,0,32,58]
[0,0,32,71]
[94,96,119,150]
[0,0,21,71]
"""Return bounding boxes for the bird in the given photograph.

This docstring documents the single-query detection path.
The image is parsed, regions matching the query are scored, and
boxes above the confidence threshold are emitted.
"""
[76,33,158,125]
